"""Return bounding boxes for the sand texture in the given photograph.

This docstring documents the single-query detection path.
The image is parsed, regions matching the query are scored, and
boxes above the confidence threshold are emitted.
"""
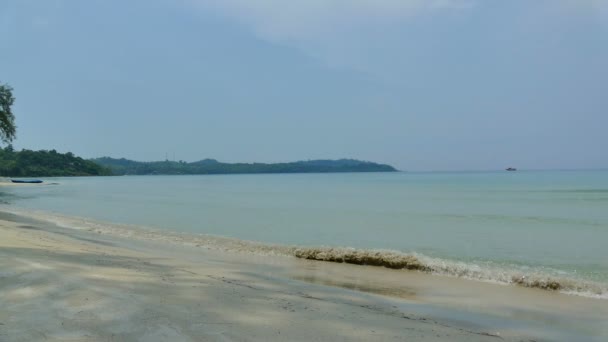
[1,213,606,341]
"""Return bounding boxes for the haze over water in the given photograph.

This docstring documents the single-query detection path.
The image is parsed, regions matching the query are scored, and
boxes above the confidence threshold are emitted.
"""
[3,170,608,295]
[3,1,607,171]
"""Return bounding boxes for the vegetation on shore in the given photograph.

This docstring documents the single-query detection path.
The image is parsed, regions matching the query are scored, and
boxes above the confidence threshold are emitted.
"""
[0,84,395,177]
[0,146,112,177]
[0,83,17,144]
[0,152,395,177]
[93,157,397,175]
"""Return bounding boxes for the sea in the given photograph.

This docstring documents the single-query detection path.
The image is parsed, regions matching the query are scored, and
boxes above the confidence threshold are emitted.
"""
[1,170,607,299]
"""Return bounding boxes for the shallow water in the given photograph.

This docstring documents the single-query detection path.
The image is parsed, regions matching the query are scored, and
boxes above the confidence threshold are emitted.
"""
[2,170,608,297]
[3,211,606,342]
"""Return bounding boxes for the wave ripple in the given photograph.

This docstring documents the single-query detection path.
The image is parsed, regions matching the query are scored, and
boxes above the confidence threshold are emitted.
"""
[3,207,606,299]
[294,247,428,270]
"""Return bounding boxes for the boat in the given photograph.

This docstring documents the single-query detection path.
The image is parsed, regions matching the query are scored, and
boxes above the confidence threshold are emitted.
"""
[11,179,43,184]
[505,168,517,171]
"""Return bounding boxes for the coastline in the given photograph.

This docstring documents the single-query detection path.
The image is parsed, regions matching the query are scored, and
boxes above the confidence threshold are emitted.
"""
[3,205,606,300]
[0,181,44,187]
[1,209,607,341]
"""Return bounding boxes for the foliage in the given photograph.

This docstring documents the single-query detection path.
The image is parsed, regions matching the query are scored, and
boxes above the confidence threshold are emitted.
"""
[0,83,17,144]
[93,157,397,176]
[0,146,112,177]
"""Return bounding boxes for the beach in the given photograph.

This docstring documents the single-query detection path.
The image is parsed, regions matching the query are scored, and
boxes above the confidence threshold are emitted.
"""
[1,210,607,342]
[3,0,605,339]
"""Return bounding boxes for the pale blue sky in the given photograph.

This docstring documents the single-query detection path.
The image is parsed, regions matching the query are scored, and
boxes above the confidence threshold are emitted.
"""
[1,0,607,170]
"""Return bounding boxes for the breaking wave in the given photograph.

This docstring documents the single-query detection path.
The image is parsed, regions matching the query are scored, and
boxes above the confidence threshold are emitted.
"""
[3,206,607,300]
[291,247,605,296]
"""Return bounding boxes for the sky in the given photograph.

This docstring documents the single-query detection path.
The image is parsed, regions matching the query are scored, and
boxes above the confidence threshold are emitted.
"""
[1,0,607,171]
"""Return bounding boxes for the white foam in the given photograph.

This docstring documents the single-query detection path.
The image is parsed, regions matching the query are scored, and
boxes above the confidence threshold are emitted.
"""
[3,206,607,300]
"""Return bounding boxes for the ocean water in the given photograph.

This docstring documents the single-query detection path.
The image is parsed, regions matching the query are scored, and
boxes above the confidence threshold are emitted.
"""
[2,170,607,297]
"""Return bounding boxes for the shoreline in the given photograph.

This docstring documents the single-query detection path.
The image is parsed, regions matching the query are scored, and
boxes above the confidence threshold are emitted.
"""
[2,205,606,300]
[1,209,607,341]
[0,182,45,187]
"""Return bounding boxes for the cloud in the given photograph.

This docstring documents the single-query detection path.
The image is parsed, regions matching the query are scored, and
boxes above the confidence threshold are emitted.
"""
[194,0,473,42]
[188,0,475,73]
[187,0,606,78]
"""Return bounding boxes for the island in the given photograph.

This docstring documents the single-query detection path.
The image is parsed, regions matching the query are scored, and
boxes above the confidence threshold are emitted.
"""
[92,157,398,175]
[0,145,397,177]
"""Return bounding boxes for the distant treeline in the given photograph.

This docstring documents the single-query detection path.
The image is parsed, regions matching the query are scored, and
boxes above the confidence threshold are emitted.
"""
[0,146,111,177]
[0,147,397,177]
[93,157,397,175]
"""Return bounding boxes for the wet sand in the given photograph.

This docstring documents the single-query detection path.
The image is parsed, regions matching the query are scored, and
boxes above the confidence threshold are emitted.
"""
[0,182,42,187]
[0,212,606,341]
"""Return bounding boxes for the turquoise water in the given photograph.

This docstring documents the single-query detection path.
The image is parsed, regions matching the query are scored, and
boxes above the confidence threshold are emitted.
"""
[2,171,608,292]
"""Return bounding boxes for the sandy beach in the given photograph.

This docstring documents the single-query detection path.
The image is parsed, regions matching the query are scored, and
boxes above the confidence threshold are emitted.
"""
[0,182,43,187]
[0,211,606,342]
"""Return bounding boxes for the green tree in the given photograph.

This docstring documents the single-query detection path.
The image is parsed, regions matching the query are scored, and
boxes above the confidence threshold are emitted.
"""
[0,83,17,144]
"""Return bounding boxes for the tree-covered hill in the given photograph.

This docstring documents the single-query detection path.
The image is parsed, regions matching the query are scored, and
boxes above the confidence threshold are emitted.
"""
[0,146,111,177]
[93,157,397,175]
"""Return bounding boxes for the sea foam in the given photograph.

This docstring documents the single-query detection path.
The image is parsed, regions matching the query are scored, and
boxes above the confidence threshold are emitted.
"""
[3,206,607,300]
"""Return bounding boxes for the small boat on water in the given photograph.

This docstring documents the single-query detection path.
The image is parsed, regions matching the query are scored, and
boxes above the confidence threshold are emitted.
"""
[505,167,517,171]
[11,179,43,184]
